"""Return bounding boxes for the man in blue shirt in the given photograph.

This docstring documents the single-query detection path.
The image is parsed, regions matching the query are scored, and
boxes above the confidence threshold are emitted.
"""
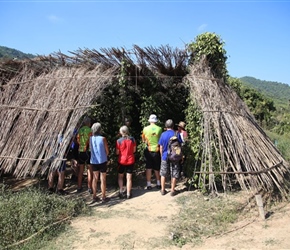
[158,119,183,196]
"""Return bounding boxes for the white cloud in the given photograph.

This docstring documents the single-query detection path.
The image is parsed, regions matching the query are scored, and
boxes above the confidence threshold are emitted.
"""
[47,15,61,23]
[198,24,208,32]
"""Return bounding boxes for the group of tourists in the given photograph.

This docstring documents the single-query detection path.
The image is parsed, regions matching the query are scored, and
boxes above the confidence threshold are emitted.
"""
[47,114,187,203]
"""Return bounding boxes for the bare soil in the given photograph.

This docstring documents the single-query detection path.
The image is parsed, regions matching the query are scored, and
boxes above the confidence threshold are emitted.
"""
[3,171,290,250]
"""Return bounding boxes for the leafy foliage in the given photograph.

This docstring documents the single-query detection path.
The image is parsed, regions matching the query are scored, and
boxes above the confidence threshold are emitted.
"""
[187,32,228,79]
[0,187,89,249]
[227,77,276,128]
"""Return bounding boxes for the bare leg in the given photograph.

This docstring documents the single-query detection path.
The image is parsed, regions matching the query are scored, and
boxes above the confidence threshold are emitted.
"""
[161,175,166,192]
[57,170,65,190]
[48,171,56,189]
[154,170,160,184]
[100,172,107,199]
[126,173,132,196]
[77,164,84,189]
[87,164,93,190]
[92,171,100,199]
[171,177,177,192]
[146,169,152,187]
[118,173,124,193]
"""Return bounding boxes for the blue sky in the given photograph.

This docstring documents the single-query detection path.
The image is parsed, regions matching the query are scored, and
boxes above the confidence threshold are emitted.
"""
[1,1,289,84]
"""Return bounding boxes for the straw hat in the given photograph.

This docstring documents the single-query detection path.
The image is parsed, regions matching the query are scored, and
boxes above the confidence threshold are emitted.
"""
[177,121,186,130]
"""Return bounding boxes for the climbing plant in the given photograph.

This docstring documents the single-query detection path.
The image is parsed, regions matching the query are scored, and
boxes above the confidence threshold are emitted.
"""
[187,32,228,80]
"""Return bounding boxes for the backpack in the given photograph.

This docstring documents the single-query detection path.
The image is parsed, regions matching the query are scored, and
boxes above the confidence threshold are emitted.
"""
[167,132,183,162]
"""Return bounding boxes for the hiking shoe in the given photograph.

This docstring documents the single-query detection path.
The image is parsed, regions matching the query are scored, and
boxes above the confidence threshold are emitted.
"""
[156,185,161,190]
[146,186,152,190]
[101,197,110,203]
[88,188,93,194]
[170,190,177,197]
[160,190,167,196]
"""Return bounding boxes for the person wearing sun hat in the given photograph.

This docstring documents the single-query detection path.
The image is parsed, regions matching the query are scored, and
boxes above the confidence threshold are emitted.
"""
[141,114,162,190]
[176,121,188,145]
[176,121,188,177]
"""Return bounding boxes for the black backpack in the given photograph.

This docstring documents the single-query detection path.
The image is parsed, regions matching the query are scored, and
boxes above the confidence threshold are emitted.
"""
[167,132,183,162]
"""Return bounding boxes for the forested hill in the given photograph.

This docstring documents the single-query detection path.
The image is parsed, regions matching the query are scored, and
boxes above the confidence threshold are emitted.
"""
[240,76,290,106]
[0,45,35,60]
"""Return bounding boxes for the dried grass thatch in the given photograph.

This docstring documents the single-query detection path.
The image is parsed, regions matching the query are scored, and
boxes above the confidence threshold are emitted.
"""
[0,58,117,178]
[0,45,188,178]
[185,57,290,198]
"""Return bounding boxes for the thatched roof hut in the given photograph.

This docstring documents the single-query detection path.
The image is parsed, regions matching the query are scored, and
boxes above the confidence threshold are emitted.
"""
[1,46,290,199]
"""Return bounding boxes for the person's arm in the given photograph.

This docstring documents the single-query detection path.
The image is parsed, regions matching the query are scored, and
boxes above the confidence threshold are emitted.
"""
[133,139,136,153]
[85,132,92,151]
[159,145,163,158]
[76,133,80,145]
[116,140,120,155]
[103,137,109,156]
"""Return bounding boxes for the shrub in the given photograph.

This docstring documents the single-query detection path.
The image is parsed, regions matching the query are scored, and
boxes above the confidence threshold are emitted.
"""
[0,187,89,249]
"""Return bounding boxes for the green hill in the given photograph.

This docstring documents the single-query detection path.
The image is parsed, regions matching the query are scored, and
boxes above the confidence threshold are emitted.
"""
[240,76,290,108]
[0,45,35,60]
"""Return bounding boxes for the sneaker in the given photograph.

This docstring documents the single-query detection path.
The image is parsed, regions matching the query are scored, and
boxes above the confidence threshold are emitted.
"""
[88,188,93,194]
[57,189,68,195]
[119,192,126,199]
[170,190,177,197]
[126,193,132,199]
[101,197,110,203]
[161,190,167,196]
[93,197,100,203]
[47,188,54,194]
[146,186,152,190]
[77,188,83,193]
[156,185,161,190]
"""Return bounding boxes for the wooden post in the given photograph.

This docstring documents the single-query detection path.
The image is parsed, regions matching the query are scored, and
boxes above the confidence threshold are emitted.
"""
[255,194,265,220]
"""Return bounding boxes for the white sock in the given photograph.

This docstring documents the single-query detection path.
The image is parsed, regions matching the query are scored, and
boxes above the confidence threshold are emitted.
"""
[147,182,151,187]
[157,180,161,185]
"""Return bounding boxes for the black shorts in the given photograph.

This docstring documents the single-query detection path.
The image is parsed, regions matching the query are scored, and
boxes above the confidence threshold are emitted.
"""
[67,148,79,161]
[78,151,91,165]
[144,148,161,171]
[92,162,107,173]
[118,164,134,174]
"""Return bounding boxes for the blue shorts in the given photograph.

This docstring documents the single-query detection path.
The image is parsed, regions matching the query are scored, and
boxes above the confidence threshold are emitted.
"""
[118,164,134,174]
[92,162,107,173]
[160,160,180,179]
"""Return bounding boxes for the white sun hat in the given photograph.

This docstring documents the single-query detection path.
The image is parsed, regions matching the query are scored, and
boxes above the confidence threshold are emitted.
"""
[148,114,158,123]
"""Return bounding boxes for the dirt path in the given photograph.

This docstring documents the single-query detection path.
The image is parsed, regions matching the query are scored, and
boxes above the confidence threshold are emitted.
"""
[61,176,187,250]
[56,174,290,250]
[4,173,290,249]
